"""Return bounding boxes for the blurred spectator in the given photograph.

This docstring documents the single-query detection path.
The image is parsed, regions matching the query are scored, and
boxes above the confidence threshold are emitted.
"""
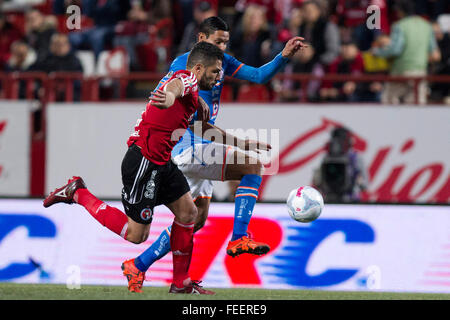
[25,9,57,63]
[68,0,130,59]
[320,40,365,102]
[429,20,450,103]
[30,33,83,101]
[275,45,325,102]
[31,33,82,72]
[113,0,152,71]
[229,4,274,67]
[312,127,368,203]
[4,40,37,99]
[298,0,340,66]
[272,4,303,55]
[234,0,281,25]
[372,0,441,105]
[0,11,23,70]
[177,1,216,55]
[4,40,36,72]
[359,33,391,102]
[335,0,389,51]
[114,0,174,72]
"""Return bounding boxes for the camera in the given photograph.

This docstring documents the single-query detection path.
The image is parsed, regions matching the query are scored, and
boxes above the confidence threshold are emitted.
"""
[314,127,366,202]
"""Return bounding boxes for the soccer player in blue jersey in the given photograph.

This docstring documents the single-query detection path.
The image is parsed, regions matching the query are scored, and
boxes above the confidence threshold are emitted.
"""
[125,17,306,280]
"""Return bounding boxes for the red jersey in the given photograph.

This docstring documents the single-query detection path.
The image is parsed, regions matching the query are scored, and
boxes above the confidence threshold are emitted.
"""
[127,70,200,165]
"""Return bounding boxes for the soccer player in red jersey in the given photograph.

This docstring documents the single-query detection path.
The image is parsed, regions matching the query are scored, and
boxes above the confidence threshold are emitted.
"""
[43,42,224,294]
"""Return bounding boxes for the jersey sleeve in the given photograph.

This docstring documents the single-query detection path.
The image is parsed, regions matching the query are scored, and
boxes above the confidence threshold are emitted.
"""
[224,53,245,77]
[224,52,289,84]
[174,71,198,97]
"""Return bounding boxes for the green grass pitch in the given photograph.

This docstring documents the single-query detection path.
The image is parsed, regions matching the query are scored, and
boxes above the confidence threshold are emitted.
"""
[1,283,449,300]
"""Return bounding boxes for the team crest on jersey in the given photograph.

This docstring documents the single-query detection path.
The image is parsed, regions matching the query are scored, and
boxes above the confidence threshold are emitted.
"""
[211,102,219,119]
[140,207,153,221]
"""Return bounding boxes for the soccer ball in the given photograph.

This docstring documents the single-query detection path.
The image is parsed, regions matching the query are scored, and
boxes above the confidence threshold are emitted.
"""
[287,186,324,223]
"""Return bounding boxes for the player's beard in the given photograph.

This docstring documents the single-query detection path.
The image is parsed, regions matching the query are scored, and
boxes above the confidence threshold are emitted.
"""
[198,71,215,91]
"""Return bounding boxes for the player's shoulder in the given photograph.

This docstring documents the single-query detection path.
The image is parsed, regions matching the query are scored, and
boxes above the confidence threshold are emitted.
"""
[222,52,237,64]
[222,52,244,75]
[173,70,197,82]
[172,70,198,95]
[170,52,189,70]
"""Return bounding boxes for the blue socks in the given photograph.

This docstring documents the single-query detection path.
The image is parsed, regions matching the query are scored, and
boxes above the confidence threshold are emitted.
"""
[231,174,262,241]
[134,226,172,272]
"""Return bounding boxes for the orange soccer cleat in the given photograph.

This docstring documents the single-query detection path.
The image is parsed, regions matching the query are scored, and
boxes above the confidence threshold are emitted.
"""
[226,236,270,257]
[121,259,145,293]
[43,176,87,208]
[169,280,215,295]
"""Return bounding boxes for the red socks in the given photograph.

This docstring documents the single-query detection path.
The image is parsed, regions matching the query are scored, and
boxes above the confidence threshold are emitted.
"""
[74,188,129,239]
[170,219,195,288]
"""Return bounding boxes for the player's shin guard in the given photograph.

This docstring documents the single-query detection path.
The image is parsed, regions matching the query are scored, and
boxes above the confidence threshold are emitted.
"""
[231,174,262,241]
[134,226,172,272]
[170,219,194,288]
[74,188,128,239]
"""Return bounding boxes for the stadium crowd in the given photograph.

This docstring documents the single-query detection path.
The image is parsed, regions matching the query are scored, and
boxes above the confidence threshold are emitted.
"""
[0,0,449,103]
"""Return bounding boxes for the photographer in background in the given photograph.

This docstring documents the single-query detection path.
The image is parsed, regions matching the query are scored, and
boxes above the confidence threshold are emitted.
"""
[312,127,368,203]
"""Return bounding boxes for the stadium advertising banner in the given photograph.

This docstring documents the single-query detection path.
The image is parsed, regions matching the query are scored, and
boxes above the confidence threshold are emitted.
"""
[0,199,449,294]
[46,103,450,204]
[0,101,31,196]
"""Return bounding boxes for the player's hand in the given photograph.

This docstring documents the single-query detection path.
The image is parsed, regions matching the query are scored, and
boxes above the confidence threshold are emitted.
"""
[149,89,175,109]
[281,36,308,59]
[197,96,210,121]
[240,139,272,153]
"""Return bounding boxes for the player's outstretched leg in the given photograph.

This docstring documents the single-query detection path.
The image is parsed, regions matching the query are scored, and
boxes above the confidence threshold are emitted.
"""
[43,176,129,240]
[224,155,271,257]
[226,174,270,257]
[43,176,87,207]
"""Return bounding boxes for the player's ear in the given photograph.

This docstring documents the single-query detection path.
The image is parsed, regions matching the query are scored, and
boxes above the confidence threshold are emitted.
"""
[193,63,205,75]
[198,32,208,42]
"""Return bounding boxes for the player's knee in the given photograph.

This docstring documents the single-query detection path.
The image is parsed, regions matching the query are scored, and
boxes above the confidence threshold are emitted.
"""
[178,204,198,224]
[187,205,198,223]
[127,234,144,244]
[246,160,264,176]
[126,231,148,244]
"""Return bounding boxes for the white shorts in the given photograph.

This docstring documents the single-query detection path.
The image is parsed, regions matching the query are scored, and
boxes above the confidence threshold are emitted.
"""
[172,143,235,199]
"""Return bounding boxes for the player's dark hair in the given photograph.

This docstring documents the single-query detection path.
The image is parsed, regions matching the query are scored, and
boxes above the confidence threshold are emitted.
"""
[187,41,224,68]
[198,16,229,38]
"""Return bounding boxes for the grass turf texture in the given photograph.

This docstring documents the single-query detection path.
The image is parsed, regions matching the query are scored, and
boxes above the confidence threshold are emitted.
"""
[1,283,449,300]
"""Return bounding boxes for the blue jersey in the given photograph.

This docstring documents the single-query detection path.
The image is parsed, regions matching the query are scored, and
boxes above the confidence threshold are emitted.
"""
[153,51,289,157]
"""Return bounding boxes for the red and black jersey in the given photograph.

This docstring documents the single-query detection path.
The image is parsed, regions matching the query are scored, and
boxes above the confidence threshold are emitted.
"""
[127,70,200,165]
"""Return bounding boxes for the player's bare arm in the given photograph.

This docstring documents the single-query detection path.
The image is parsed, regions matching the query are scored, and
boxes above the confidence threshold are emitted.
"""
[190,121,271,153]
[149,78,184,109]
[281,36,308,58]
